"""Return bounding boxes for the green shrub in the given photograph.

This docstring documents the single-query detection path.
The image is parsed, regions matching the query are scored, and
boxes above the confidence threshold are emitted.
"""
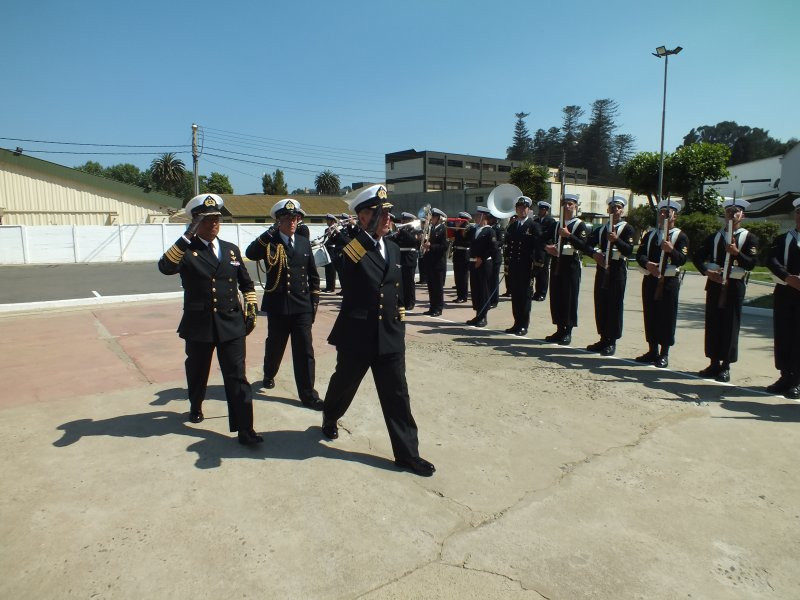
[745,220,780,266]
[676,211,720,254]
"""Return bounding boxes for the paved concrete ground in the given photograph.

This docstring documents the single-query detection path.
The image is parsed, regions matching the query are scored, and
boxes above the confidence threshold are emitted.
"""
[1,269,797,599]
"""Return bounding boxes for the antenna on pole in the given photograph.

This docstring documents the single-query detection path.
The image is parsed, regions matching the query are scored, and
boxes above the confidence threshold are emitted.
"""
[192,123,199,195]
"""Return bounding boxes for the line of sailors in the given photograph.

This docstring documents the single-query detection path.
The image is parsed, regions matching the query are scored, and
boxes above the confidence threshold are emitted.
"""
[321,193,800,400]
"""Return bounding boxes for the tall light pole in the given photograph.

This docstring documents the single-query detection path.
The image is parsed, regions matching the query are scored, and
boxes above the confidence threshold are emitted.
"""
[653,45,682,204]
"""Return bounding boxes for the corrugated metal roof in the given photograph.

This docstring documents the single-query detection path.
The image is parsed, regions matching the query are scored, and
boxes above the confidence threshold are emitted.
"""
[221,194,349,219]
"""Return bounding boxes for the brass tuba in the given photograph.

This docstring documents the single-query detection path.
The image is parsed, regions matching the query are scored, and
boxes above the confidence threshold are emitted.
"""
[486,184,522,219]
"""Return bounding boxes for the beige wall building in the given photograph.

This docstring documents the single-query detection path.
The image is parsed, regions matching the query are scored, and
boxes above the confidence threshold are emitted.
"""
[0,148,181,226]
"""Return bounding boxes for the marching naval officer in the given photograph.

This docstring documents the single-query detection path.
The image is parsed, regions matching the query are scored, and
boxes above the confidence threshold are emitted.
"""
[503,196,544,336]
[321,184,435,477]
[158,193,262,445]
[422,208,448,316]
[532,201,556,301]
[245,199,323,410]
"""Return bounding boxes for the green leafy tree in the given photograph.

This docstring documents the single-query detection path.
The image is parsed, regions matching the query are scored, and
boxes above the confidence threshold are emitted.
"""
[625,204,657,241]
[746,220,780,265]
[150,152,186,196]
[621,152,661,210]
[506,112,533,161]
[75,161,106,177]
[272,169,288,195]
[105,163,143,186]
[261,173,273,194]
[509,164,551,202]
[174,171,208,205]
[205,172,233,195]
[314,170,340,195]
[683,121,797,166]
[675,211,720,256]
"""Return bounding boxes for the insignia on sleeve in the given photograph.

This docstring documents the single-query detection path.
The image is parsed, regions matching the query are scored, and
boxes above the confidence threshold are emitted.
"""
[681,246,688,254]
[342,238,367,263]
[749,246,757,254]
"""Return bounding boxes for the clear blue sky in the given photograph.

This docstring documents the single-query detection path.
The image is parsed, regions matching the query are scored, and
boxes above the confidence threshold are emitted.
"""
[3,0,798,194]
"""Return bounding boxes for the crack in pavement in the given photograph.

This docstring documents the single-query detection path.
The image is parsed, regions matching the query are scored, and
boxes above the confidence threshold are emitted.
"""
[91,311,154,385]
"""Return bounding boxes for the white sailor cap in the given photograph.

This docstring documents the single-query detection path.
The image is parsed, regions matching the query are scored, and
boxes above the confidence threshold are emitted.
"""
[562,193,580,205]
[401,212,416,221]
[608,195,627,208]
[516,196,532,207]
[721,197,750,211]
[348,184,392,213]
[431,207,447,218]
[794,197,800,210]
[657,199,682,213]
[475,206,492,215]
[270,198,303,219]
[325,213,338,221]
[537,201,551,210]
[185,193,224,218]
[339,212,350,220]
[457,211,472,219]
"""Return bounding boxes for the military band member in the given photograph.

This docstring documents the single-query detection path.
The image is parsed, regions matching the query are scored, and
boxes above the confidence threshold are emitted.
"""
[245,199,323,410]
[422,208,448,316]
[488,215,505,308]
[586,196,636,356]
[503,196,544,336]
[693,198,759,382]
[322,213,339,292]
[635,199,689,368]
[452,211,473,303]
[765,198,800,399]
[532,201,556,301]
[544,194,592,345]
[322,185,435,477]
[466,207,497,328]
[387,212,421,310]
[158,194,261,445]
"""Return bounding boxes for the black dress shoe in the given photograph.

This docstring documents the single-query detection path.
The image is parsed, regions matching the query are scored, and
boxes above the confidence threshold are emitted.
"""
[785,386,800,400]
[322,418,338,440]
[600,344,616,356]
[766,376,791,394]
[422,309,433,315]
[407,304,415,310]
[715,369,730,383]
[654,354,669,368]
[504,326,519,334]
[263,378,275,389]
[533,294,546,302]
[430,310,442,317]
[634,351,657,363]
[189,411,204,424]
[395,456,435,477]
[472,318,487,327]
[489,303,498,309]
[557,334,571,345]
[500,291,512,297]
[545,330,562,342]
[586,340,605,352]
[237,430,264,446]
[302,398,324,411]
[514,328,528,336]
[466,317,477,325]
[698,363,720,378]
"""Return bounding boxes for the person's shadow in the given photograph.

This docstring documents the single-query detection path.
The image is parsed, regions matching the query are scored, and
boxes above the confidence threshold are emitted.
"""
[55,391,398,471]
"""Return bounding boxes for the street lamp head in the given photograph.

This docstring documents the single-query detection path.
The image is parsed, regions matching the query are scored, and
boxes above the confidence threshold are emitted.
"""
[655,46,667,56]
[653,45,682,58]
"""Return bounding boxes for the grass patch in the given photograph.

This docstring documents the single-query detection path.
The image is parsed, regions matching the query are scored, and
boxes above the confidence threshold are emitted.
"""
[745,294,774,309]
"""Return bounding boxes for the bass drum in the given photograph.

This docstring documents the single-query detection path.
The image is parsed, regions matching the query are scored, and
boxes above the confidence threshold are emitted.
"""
[312,243,331,267]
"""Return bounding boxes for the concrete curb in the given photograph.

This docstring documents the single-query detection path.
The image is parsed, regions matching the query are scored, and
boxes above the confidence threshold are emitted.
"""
[0,291,183,315]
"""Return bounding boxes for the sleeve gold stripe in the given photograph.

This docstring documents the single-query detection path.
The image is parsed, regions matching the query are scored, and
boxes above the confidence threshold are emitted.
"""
[243,292,257,303]
[342,245,363,263]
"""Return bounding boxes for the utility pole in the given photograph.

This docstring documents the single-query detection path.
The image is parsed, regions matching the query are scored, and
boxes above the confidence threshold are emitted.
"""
[192,123,199,195]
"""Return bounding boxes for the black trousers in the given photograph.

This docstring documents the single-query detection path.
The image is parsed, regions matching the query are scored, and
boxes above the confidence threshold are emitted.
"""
[324,263,336,292]
[532,262,550,298]
[549,257,581,328]
[453,250,469,299]
[400,263,417,309]
[469,262,491,320]
[263,311,318,402]
[704,280,745,364]
[426,260,446,311]
[185,336,253,432]
[508,265,533,329]
[593,265,627,342]
[773,284,800,376]
[323,351,420,461]
[641,275,681,348]
[490,258,501,305]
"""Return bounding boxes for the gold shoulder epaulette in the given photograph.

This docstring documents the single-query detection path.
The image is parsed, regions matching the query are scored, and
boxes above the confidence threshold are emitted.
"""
[164,243,185,264]
[342,238,367,263]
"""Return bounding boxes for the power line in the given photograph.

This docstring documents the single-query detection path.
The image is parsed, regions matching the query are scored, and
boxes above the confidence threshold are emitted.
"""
[203,151,381,179]
[200,132,384,164]
[12,149,189,156]
[203,145,384,174]
[0,136,188,148]
[200,126,384,158]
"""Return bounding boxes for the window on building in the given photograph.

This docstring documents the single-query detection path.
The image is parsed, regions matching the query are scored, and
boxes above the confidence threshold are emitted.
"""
[446,181,462,190]
[483,164,496,172]
[465,162,481,170]
[498,165,511,172]
[428,157,445,166]
[465,181,480,188]
[427,180,444,191]
[447,159,463,168]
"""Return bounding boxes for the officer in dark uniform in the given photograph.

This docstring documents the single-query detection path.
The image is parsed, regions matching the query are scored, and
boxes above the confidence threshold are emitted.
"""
[322,213,340,292]
[586,196,636,356]
[245,199,323,410]
[765,198,800,399]
[321,184,435,477]
[387,212,421,310]
[693,198,759,382]
[158,193,261,446]
[635,199,690,368]
[488,215,505,307]
[466,206,497,328]
[532,201,556,301]
[503,196,544,336]
[422,208,448,316]
[544,194,593,345]
[452,211,473,303]
[295,210,310,239]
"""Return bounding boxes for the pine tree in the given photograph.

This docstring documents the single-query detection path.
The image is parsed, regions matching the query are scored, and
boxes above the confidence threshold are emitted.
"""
[506,112,533,160]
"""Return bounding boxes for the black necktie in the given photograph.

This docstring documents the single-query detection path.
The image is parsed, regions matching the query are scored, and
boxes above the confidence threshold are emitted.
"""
[208,241,218,261]
[288,237,293,251]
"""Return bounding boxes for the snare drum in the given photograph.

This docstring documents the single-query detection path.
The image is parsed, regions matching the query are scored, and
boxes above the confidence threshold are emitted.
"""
[312,244,331,267]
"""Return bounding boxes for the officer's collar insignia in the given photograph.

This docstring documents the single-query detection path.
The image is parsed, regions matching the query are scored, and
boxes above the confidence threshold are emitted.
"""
[204,196,216,207]
[285,200,295,211]
[377,187,387,200]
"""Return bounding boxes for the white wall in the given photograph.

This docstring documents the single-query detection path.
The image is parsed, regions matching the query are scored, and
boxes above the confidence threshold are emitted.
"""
[0,224,327,265]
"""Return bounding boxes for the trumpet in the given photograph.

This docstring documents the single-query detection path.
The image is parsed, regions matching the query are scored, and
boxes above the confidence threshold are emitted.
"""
[399,219,421,230]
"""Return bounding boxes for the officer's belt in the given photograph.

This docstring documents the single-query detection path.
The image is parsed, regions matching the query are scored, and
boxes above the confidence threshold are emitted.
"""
[399,248,417,252]
[453,246,469,250]
[469,257,491,262]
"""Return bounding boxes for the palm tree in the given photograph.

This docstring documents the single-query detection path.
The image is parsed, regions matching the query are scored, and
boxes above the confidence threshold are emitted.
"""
[314,170,340,195]
[150,153,186,197]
